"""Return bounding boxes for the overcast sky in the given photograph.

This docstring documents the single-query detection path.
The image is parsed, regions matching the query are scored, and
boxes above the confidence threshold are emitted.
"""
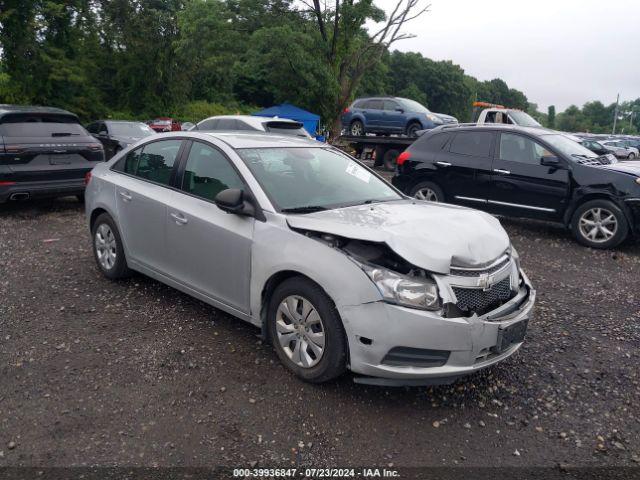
[373,0,640,112]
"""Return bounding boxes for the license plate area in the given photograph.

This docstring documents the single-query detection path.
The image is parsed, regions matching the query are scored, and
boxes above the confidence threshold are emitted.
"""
[49,154,73,165]
[493,319,528,354]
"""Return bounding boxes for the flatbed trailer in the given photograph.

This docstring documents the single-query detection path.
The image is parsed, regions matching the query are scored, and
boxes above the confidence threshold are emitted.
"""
[335,135,416,171]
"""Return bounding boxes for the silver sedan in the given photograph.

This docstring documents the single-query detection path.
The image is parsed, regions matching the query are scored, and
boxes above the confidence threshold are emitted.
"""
[85,132,535,385]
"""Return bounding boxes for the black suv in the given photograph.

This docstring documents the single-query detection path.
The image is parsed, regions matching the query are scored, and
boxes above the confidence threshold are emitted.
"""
[0,105,105,203]
[392,124,640,248]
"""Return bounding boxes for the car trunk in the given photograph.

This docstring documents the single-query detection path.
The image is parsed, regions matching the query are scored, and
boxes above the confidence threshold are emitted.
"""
[0,114,104,182]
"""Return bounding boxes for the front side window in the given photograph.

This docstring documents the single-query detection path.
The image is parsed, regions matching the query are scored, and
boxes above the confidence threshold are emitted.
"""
[384,100,401,111]
[367,100,384,110]
[449,132,493,157]
[181,142,244,201]
[118,139,182,185]
[237,147,401,211]
[499,133,556,164]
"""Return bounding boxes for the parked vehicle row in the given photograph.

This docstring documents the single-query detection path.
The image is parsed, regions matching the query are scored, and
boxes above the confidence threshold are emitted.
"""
[392,124,640,249]
[85,131,534,385]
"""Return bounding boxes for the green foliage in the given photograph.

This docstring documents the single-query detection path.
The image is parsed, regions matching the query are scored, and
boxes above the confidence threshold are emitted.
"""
[547,105,556,129]
[174,101,254,123]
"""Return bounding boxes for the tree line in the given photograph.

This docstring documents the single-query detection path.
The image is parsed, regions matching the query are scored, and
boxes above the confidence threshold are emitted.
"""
[1,0,638,136]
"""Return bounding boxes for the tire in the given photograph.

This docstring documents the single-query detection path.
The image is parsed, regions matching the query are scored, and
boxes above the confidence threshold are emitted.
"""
[383,149,400,171]
[409,181,444,202]
[267,276,347,383]
[349,120,365,137]
[570,199,628,249]
[91,213,132,279]
[628,153,636,160]
[406,122,421,137]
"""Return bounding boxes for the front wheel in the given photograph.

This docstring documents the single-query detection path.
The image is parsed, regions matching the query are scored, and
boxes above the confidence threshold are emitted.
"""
[628,153,636,160]
[571,200,628,249]
[409,181,444,202]
[267,276,347,383]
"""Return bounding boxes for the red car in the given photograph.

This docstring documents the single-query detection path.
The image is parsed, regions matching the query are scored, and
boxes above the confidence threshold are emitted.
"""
[148,117,181,133]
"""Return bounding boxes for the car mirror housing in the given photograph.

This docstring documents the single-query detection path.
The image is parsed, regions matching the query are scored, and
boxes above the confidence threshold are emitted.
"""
[540,156,560,167]
[214,188,255,217]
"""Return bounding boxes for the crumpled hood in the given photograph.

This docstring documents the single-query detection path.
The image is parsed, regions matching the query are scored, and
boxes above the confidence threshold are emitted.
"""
[286,200,510,274]
[601,160,640,175]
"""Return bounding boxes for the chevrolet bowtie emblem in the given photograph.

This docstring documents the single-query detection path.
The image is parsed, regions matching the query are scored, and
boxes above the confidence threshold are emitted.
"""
[477,273,492,291]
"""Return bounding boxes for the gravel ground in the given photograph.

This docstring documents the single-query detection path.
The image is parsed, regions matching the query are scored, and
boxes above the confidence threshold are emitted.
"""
[1,194,639,469]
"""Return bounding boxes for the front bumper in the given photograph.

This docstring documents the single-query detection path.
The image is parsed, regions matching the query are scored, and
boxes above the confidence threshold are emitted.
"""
[339,272,535,385]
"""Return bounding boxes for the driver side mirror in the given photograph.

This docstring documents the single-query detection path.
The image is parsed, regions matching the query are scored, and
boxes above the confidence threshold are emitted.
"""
[540,156,560,167]
[214,188,255,217]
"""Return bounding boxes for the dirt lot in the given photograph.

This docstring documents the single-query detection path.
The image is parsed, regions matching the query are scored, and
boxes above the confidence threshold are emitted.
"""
[1,194,640,470]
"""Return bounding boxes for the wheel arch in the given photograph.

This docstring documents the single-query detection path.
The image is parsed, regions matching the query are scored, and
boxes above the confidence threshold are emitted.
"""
[563,193,634,229]
[259,270,351,363]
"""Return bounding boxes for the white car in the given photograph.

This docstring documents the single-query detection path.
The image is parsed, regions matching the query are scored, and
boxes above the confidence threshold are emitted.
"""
[85,132,535,385]
[193,114,311,138]
[602,140,638,160]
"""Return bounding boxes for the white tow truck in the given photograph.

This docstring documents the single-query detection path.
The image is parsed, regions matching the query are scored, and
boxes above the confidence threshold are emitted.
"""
[472,101,542,127]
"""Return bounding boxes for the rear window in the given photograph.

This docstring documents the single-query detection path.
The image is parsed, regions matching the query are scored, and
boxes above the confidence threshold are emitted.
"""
[449,132,493,157]
[265,121,309,137]
[0,119,87,138]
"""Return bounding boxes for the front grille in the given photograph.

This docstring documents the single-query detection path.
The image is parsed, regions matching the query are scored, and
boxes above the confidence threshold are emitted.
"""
[450,256,510,277]
[452,277,512,313]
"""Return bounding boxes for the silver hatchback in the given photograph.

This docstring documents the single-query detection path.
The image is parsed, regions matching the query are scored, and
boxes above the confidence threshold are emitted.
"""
[85,132,535,385]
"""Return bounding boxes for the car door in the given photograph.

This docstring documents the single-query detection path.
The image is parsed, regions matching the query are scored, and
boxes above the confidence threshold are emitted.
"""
[363,99,384,130]
[487,132,570,219]
[113,138,185,272]
[383,100,405,132]
[166,140,253,313]
[435,130,495,206]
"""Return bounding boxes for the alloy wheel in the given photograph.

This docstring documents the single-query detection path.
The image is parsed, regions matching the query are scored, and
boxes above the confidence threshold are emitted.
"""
[350,122,363,136]
[275,295,325,368]
[414,188,439,202]
[578,207,618,243]
[95,223,117,270]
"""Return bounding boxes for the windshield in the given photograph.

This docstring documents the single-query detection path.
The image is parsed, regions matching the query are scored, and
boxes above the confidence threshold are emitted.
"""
[237,147,402,211]
[542,134,598,159]
[508,111,541,127]
[399,99,430,114]
[109,122,155,137]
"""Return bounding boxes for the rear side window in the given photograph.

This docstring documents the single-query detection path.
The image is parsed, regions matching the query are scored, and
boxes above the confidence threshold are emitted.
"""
[217,119,237,129]
[197,119,218,131]
[418,133,451,151]
[117,139,182,186]
[181,141,244,201]
[449,132,493,157]
[367,100,384,110]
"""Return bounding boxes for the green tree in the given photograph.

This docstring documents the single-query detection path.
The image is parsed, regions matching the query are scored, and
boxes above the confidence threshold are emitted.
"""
[547,105,556,128]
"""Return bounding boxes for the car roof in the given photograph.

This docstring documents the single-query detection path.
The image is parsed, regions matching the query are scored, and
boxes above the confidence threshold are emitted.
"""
[433,124,553,136]
[155,131,321,149]
[198,115,300,127]
[0,104,77,118]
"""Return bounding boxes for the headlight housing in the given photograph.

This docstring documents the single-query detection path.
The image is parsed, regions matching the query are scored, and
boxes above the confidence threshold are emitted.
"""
[426,113,442,124]
[360,263,441,310]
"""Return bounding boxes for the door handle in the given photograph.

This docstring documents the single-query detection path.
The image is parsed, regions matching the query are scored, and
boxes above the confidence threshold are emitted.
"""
[435,161,452,167]
[493,168,511,175]
[119,191,132,202]
[170,212,188,225]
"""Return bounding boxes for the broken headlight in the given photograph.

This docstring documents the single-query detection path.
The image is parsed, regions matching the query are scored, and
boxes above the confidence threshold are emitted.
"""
[360,264,441,311]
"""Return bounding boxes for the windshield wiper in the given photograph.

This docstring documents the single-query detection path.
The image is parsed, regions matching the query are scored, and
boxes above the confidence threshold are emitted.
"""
[281,205,328,214]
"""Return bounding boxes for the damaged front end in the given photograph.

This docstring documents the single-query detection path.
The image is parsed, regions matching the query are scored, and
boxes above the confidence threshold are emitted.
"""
[295,228,535,385]
[296,229,529,319]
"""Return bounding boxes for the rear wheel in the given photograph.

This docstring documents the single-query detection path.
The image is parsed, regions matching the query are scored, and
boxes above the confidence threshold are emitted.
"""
[350,120,364,137]
[571,199,628,249]
[92,213,132,279]
[267,276,347,383]
[409,181,444,202]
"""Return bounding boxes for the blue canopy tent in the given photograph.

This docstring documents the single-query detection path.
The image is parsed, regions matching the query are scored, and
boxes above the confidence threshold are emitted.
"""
[252,103,320,136]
